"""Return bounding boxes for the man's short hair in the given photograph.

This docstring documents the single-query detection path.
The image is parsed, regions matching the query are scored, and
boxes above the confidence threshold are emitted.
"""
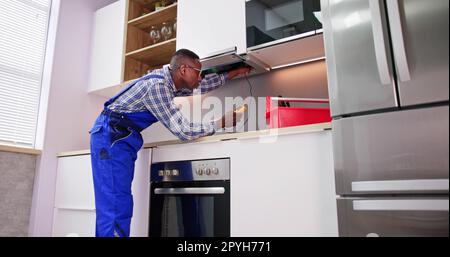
[170,49,200,70]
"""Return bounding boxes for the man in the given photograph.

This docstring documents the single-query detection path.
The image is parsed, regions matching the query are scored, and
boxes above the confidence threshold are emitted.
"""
[89,49,251,237]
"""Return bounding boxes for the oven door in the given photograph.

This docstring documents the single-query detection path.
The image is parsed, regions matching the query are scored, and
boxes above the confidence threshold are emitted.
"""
[149,181,230,237]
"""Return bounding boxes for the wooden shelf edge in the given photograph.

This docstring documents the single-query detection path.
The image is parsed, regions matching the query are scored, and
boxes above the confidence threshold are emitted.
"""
[128,3,177,27]
[126,38,176,56]
[125,38,176,66]
[130,0,164,8]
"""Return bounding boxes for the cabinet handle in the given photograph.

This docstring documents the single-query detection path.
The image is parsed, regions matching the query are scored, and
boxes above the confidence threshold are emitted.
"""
[386,0,411,82]
[369,0,392,85]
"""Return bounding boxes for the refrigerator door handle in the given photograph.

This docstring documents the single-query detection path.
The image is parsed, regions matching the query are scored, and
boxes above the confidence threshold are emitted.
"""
[369,0,392,85]
[386,0,411,82]
[352,199,449,211]
[352,179,450,192]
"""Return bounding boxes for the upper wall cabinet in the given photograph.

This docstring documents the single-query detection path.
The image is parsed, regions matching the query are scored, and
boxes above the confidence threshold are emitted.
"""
[88,0,127,94]
[246,0,324,69]
[125,0,177,81]
[89,0,178,98]
[176,0,247,59]
[246,0,322,50]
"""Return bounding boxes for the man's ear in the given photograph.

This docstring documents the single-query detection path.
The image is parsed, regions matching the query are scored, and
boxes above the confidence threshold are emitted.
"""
[178,64,185,76]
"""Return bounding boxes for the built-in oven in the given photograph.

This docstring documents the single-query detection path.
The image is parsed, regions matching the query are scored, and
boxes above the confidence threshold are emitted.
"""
[149,158,230,237]
[246,0,322,49]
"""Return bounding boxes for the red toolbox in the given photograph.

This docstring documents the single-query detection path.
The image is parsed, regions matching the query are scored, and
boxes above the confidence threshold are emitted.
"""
[266,97,332,129]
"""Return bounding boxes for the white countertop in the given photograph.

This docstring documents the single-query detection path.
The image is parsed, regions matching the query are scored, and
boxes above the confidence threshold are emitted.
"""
[57,122,331,157]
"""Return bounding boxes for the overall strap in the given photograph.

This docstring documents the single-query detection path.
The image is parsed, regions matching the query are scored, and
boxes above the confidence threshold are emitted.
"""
[104,74,164,108]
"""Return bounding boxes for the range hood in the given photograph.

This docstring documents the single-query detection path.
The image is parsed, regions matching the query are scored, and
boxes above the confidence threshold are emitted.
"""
[200,31,325,77]
[200,47,270,77]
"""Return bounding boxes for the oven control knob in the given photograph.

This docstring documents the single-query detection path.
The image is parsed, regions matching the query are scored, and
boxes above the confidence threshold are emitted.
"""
[172,169,179,176]
[196,169,203,175]
[212,168,219,175]
[158,170,164,177]
[164,170,171,176]
[205,168,211,175]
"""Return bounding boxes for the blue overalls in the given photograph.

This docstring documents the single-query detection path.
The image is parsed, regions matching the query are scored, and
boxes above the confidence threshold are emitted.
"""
[89,74,164,237]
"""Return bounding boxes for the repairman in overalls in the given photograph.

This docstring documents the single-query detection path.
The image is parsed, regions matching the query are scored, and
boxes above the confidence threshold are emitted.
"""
[89,49,251,237]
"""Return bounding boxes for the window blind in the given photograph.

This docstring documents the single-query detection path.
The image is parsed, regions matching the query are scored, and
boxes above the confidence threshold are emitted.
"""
[0,0,51,147]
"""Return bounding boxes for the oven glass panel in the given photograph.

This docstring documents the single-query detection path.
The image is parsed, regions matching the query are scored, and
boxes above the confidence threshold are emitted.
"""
[150,181,230,237]
[160,196,215,237]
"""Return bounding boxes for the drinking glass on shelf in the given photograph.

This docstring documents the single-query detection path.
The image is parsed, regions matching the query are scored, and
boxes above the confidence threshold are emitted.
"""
[173,18,177,34]
[154,1,163,11]
[161,22,173,41]
[149,25,161,44]
[161,0,172,7]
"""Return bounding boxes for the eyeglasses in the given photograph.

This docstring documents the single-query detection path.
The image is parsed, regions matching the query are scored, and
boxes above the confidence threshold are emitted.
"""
[184,65,204,78]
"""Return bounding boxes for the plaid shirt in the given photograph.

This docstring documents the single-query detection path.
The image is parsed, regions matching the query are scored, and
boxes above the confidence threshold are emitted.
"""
[108,65,228,141]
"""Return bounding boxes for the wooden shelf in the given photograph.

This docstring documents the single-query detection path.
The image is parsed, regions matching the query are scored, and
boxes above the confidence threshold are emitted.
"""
[124,0,178,82]
[126,37,176,65]
[132,0,161,6]
[128,3,177,31]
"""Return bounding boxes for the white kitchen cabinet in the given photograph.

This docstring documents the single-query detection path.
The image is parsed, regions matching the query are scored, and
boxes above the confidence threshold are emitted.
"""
[230,132,337,237]
[88,0,127,95]
[55,154,95,209]
[176,0,247,58]
[130,148,152,237]
[52,208,96,237]
[53,149,151,237]
[151,130,338,236]
[53,154,95,237]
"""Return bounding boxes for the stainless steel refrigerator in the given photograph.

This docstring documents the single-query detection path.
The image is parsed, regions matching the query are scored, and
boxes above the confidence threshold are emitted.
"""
[321,0,449,236]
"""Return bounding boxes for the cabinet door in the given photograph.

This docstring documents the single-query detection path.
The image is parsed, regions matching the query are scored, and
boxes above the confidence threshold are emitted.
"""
[230,132,338,236]
[88,0,127,93]
[130,149,151,237]
[52,208,96,237]
[55,155,95,209]
[176,0,246,58]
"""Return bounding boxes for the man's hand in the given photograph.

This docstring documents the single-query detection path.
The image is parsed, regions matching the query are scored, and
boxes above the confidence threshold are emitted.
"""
[216,109,245,129]
[227,66,252,80]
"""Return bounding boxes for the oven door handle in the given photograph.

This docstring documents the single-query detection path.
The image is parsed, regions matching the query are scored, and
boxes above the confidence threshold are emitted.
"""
[154,187,226,195]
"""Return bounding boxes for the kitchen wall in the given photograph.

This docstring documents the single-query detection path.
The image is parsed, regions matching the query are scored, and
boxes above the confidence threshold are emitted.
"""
[0,151,36,236]
[28,0,117,237]
[142,59,329,142]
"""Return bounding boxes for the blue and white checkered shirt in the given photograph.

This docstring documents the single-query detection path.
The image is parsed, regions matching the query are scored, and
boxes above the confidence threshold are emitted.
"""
[108,65,228,141]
